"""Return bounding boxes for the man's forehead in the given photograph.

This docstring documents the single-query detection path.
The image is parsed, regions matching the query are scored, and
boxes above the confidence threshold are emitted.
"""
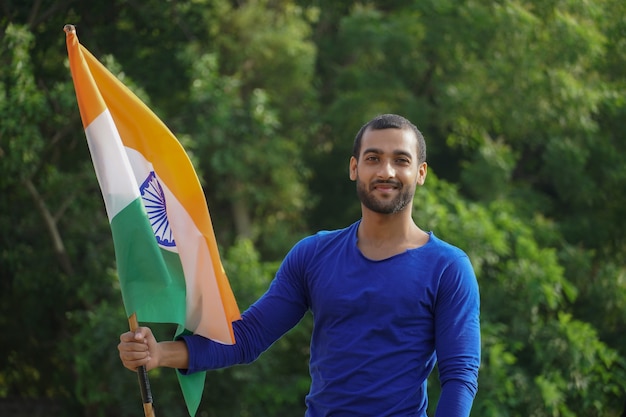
[361,128,418,153]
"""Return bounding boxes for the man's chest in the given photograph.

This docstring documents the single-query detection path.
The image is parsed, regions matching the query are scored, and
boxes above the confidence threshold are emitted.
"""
[306,259,437,329]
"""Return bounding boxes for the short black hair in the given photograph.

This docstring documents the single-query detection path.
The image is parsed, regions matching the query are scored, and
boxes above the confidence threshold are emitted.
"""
[352,114,426,163]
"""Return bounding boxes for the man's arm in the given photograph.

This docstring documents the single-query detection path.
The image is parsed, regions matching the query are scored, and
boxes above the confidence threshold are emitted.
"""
[118,273,308,375]
[434,255,481,417]
[119,236,314,375]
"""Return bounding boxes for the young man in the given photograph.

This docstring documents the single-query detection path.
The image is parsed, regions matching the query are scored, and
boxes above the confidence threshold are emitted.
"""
[119,114,481,416]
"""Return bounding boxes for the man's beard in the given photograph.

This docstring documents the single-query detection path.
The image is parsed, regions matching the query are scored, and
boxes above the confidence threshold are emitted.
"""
[356,178,414,214]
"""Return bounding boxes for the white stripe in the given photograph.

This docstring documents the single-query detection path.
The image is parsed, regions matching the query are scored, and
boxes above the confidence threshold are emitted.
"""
[125,147,152,194]
[160,182,232,343]
[85,110,140,221]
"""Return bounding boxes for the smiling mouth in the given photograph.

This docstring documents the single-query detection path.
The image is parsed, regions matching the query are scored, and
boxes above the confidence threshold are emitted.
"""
[375,185,396,192]
[372,180,401,191]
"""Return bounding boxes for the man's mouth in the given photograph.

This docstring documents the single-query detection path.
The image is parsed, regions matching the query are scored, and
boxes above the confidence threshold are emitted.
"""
[372,180,401,192]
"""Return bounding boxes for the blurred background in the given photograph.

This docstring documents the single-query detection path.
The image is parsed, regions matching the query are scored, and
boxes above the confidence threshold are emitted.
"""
[1,0,625,416]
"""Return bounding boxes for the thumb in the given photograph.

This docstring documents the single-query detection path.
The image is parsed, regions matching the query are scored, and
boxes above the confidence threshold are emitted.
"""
[133,326,152,342]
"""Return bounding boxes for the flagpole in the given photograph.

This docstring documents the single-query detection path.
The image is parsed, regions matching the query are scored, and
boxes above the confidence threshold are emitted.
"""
[129,313,156,417]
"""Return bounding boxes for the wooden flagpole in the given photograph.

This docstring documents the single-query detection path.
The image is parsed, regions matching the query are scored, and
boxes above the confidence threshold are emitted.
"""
[129,313,156,417]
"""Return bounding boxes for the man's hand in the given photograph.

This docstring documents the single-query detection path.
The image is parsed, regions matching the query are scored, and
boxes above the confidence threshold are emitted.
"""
[118,326,159,372]
[118,327,189,371]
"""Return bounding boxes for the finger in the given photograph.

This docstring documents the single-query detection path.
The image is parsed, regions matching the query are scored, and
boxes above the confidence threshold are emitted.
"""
[133,326,152,342]
[119,331,137,343]
[121,357,151,371]
[118,339,149,352]
[118,347,151,370]
[120,328,150,343]
[119,348,150,362]
[118,346,147,358]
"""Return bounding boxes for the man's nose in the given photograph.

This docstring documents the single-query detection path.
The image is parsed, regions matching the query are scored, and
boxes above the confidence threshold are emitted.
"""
[377,161,395,179]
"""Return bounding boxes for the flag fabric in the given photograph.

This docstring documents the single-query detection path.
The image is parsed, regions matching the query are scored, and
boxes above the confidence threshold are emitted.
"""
[64,25,240,416]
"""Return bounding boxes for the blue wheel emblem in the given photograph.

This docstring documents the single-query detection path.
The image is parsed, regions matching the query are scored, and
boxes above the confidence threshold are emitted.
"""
[139,172,175,247]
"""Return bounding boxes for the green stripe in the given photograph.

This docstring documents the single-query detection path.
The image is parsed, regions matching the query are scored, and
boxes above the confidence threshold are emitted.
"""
[112,198,202,417]
[110,197,186,325]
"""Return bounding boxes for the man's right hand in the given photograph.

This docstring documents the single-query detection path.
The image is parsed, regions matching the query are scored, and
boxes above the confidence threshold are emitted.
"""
[118,327,189,372]
[118,326,159,372]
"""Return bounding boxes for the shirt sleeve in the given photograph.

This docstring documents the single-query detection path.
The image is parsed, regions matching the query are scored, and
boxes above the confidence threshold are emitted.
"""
[434,254,481,417]
[179,238,312,374]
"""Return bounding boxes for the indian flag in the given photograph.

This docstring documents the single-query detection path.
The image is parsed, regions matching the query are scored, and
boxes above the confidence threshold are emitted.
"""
[64,25,240,416]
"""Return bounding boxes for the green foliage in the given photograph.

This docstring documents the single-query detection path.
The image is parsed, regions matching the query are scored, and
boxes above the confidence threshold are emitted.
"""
[0,24,48,182]
[0,21,125,414]
[1,1,625,416]
[172,1,318,258]
[416,174,626,417]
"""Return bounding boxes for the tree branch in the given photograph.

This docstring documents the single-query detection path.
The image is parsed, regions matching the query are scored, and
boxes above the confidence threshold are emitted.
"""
[23,178,74,276]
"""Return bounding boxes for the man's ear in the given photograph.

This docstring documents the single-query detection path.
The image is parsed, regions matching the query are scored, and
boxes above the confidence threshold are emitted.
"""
[349,156,357,181]
[416,162,428,185]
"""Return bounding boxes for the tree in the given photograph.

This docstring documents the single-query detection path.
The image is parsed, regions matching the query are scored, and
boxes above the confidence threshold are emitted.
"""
[0,22,124,412]
[174,0,318,258]
[415,175,626,416]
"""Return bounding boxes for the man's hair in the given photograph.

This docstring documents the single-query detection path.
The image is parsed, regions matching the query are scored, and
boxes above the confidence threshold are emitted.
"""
[352,114,426,163]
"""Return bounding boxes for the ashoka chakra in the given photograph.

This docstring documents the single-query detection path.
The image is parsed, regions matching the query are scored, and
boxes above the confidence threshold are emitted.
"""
[139,171,175,247]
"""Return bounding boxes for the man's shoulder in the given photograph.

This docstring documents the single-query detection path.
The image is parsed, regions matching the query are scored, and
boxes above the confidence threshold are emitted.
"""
[291,222,358,255]
[423,232,470,261]
[316,222,357,240]
[428,231,465,253]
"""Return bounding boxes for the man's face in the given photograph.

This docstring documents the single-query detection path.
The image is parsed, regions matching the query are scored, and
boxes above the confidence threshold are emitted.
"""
[350,128,427,215]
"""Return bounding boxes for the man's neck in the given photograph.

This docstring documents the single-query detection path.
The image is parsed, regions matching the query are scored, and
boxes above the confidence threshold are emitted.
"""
[359,210,414,240]
[356,209,429,260]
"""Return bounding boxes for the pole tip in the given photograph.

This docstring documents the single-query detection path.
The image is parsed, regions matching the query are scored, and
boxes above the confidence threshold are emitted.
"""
[63,24,76,34]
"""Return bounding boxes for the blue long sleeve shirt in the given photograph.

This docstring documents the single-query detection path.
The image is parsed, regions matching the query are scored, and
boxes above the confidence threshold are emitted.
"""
[180,221,480,416]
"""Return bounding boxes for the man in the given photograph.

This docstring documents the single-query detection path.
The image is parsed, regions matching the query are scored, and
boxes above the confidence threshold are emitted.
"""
[119,113,481,416]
